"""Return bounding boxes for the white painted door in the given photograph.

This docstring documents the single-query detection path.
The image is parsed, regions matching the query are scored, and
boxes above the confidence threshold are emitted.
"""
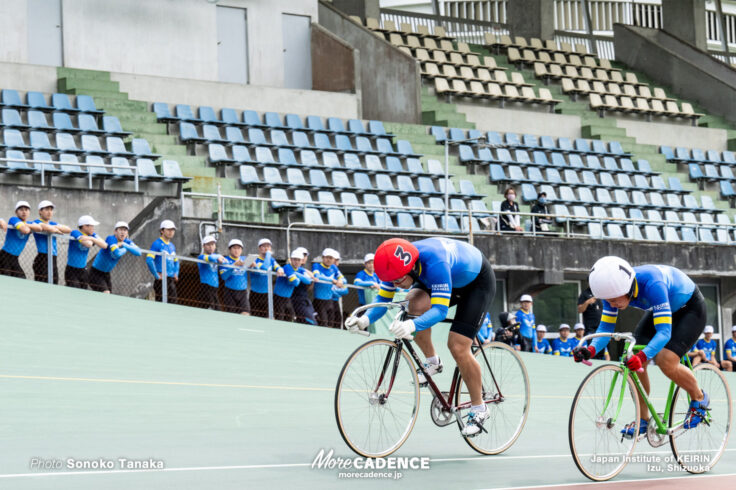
[217,6,249,84]
[282,14,312,89]
[27,0,63,66]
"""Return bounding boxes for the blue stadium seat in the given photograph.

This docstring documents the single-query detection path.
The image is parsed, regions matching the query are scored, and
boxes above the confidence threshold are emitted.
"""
[161,160,189,183]
[131,138,160,160]
[106,136,133,157]
[625,224,644,240]
[644,225,662,241]
[294,189,312,207]
[701,195,716,211]
[703,164,720,180]
[248,128,270,147]
[607,224,624,239]
[368,120,389,137]
[397,140,419,158]
[568,154,584,169]
[430,126,447,143]
[588,222,603,239]
[347,119,371,137]
[505,132,521,147]
[407,196,425,211]
[386,156,406,174]
[197,106,219,125]
[374,211,393,228]
[136,158,164,181]
[680,227,697,242]
[353,172,373,191]
[362,193,381,211]
[264,112,287,129]
[574,138,591,153]
[385,194,403,211]
[299,149,319,166]
[396,213,417,229]
[269,188,291,210]
[723,151,736,165]
[419,214,439,231]
[51,93,79,113]
[179,122,201,143]
[109,157,134,179]
[3,129,31,150]
[691,148,707,162]
[459,180,480,197]
[255,146,278,167]
[550,153,567,167]
[174,104,200,122]
[663,226,679,242]
[527,167,544,183]
[614,174,632,190]
[243,110,266,128]
[239,165,260,185]
[58,153,87,177]
[406,158,424,174]
[631,191,650,208]
[637,160,654,174]
[229,145,255,165]
[375,174,396,193]
[28,131,54,152]
[327,117,349,134]
[715,228,731,244]
[304,208,324,225]
[522,134,541,149]
[546,168,562,184]
[698,228,715,243]
[102,116,132,137]
[633,174,650,190]
[81,135,107,155]
[50,112,77,133]
[599,172,616,188]
[442,215,461,232]
[591,207,608,220]
[306,116,327,133]
[350,210,371,227]
[153,102,177,122]
[609,207,627,221]
[610,141,626,156]
[76,95,103,115]
[426,160,443,177]
[514,149,532,164]
[1,90,28,110]
[84,155,108,178]
[340,191,360,206]
[578,170,594,187]
[26,91,52,111]
[343,153,361,171]
[334,134,354,154]
[317,190,338,208]
[270,130,293,148]
[5,150,33,173]
[418,176,439,195]
[683,194,699,210]
[221,108,242,127]
[591,139,614,156]
[647,210,663,222]
[397,175,417,194]
[533,151,551,167]
[225,127,246,145]
[720,166,735,180]
[322,151,341,169]
[1,109,27,129]
[263,167,285,187]
[331,170,352,190]
[720,181,736,200]
[307,168,328,187]
[31,151,59,175]
[362,154,382,174]
[427,197,445,214]
[285,114,305,131]
[674,147,691,163]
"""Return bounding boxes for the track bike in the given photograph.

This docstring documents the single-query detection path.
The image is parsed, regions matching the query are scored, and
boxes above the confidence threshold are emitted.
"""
[568,332,732,481]
[335,301,530,458]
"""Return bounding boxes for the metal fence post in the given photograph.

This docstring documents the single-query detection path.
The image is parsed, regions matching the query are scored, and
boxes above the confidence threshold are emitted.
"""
[46,234,53,284]
[267,269,274,320]
[161,252,168,304]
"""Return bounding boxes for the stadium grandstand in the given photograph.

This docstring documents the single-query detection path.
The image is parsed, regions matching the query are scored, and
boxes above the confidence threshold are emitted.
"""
[0,0,735,488]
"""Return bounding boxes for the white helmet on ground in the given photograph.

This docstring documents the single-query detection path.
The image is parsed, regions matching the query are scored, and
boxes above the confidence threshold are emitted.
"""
[589,256,635,300]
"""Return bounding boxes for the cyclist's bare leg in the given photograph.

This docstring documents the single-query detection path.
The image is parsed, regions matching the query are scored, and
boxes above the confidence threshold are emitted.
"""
[655,348,704,402]
[406,289,435,359]
[448,332,482,406]
[635,363,651,421]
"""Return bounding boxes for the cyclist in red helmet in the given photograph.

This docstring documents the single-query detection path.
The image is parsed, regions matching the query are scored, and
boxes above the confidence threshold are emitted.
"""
[345,237,496,436]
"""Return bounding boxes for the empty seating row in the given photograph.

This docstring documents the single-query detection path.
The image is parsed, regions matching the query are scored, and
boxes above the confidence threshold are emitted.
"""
[553,204,729,228]
[301,206,481,232]
[434,78,560,110]
[0,150,187,182]
[384,32,473,57]
[239,165,480,199]
[589,94,701,123]
[154,104,391,138]
[354,17,453,41]
[561,78,672,103]
[208,144,444,176]
[421,63,519,86]
[511,48,619,76]
[433,127,630,157]
[584,221,731,244]
[180,123,418,158]
[484,33,590,57]
[0,109,130,137]
[0,130,158,159]
[0,90,103,115]
[660,146,736,166]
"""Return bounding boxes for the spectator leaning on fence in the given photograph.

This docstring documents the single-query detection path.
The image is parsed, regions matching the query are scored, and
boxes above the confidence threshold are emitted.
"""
[197,235,224,310]
[291,247,318,325]
[89,221,141,293]
[514,294,536,352]
[147,220,179,303]
[312,248,345,328]
[354,253,380,305]
[722,325,736,372]
[219,239,250,316]
[249,238,285,317]
[0,201,43,279]
[66,215,107,289]
[530,191,553,232]
[273,249,313,322]
[31,200,71,284]
[499,187,522,233]
[552,323,575,356]
[535,324,552,354]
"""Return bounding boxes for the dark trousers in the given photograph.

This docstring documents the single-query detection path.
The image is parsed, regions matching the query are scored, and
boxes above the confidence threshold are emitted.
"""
[64,265,88,289]
[250,291,269,317]
[33,253,58,284]
[223,288,249,314]
[313,298,341,328]
[520,336,534,353]
[154,277,177,303]
[200,284,220,310]
[274,295,295,321]
[0,250,24,279]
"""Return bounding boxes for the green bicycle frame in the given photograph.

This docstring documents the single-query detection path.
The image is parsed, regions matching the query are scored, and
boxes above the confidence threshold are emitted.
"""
[599,342,696,435]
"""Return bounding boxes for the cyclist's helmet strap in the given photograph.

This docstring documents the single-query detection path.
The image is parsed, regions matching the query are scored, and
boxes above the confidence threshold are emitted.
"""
[374,238,419,282]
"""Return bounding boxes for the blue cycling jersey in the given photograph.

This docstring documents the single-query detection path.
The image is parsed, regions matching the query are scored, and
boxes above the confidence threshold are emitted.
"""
[477,313,494,342]
[274,263,311,298]
[535,338,552,354]
[354,269,380,305]
[31,219,59,255]
[250,252,282,294]
[515,309,536,339]
[67,230,99,269]
[312,263,344,300]
[146,238,179,278]
[197,253,222,288]
[92,236,141,273]
[552,337,576,357]
[724,338,736,361]
[696,339,718,361]
[366,238,483,331]
[2,217,32,256]
[591,265,696,360]
[219,256,248,291]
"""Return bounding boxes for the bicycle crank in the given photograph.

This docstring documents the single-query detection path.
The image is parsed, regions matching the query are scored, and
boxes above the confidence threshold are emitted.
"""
[430,392,454,427]
[646,415,668,447]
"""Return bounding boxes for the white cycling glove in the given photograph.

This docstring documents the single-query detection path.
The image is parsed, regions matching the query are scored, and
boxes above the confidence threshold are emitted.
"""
[345,315,370,331]
[390,319,416,339]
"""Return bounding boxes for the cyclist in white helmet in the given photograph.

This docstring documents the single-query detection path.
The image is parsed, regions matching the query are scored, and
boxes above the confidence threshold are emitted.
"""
[573,256,709,436]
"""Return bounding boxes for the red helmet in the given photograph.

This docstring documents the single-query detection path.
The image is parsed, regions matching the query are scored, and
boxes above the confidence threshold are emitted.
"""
[374,238,419,282]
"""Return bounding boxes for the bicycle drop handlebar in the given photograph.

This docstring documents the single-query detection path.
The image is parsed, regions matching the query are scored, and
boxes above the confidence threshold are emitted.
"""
[575,332,639,370]
[345,301,409,337]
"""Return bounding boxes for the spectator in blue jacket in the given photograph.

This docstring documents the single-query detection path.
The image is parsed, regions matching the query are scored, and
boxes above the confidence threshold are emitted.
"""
[721,325,736,372]
[146,220,179,303]
[219,239,250,315]
[552,324,575,357]
[0,201,42,279]
[88,221,141,293]
[197,235,224,310]
[312,248,345,328]
[515,294,536,352]
[695,325,719,368]
[31,200,71,284]
[354,253,380,305]
[476,312,494,345]
[249,238,285,317]
[273,249,313,321]
[534,324,552,354]
[65,215,107,289]
[291,247,318,325]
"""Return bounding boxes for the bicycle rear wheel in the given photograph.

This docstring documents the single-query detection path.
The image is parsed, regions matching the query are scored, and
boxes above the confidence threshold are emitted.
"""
[569,364,640,481]
[456,342,530,455]
[669,363,732,473]
[334,339,420,458]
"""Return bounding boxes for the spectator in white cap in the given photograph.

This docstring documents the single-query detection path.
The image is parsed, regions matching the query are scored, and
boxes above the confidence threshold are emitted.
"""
[291,247,318,325]
[534,324,552,354]
[571,322,610,360]
[694,325,719,368]
[0,201,42,279]
[219,238,250,315]
[514,294,536,352]
[65,215,107,289]
[552,323,575,357]
[721,325,736,372]
[354,253,380,305]
[31,200,71,284]
[197,235,224,310]
[146,219,179,303]
[249,237,285,317]
[273,249,313,321]
[312,248,345,328]
[89,221,141,293]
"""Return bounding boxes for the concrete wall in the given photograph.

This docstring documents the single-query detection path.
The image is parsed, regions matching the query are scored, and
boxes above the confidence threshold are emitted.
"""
[616,119,728,150]
[0,0,318,88]
[311,23,358,95]
[319,0,422,123]
[111,72,360,120]
[455,103,582,138]
[0,61,57,93]
[662,0,707,51]
[613,24,736,126]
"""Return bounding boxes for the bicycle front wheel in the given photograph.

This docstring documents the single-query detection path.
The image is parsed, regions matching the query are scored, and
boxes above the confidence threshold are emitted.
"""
[334,339,420,458]
[669,363,732,473]
[456,342,530,455]
[569,364,640,481]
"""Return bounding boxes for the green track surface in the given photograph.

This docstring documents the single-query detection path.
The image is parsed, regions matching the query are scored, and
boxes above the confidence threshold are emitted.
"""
[1,276,734,489]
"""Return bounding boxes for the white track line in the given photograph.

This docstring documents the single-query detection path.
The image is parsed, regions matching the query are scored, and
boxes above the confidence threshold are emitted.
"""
[238,328,264,333]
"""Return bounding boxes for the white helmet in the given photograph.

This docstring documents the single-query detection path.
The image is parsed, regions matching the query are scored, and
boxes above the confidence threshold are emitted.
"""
[589,256,635,300]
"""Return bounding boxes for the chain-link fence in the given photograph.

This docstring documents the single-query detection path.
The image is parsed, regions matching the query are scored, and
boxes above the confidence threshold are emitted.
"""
[0,228,370,329]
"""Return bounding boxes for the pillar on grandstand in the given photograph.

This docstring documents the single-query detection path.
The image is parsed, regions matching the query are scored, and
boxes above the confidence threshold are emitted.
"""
[662,0,707,51]
[331,0,380,21]
[506,0,556,41]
